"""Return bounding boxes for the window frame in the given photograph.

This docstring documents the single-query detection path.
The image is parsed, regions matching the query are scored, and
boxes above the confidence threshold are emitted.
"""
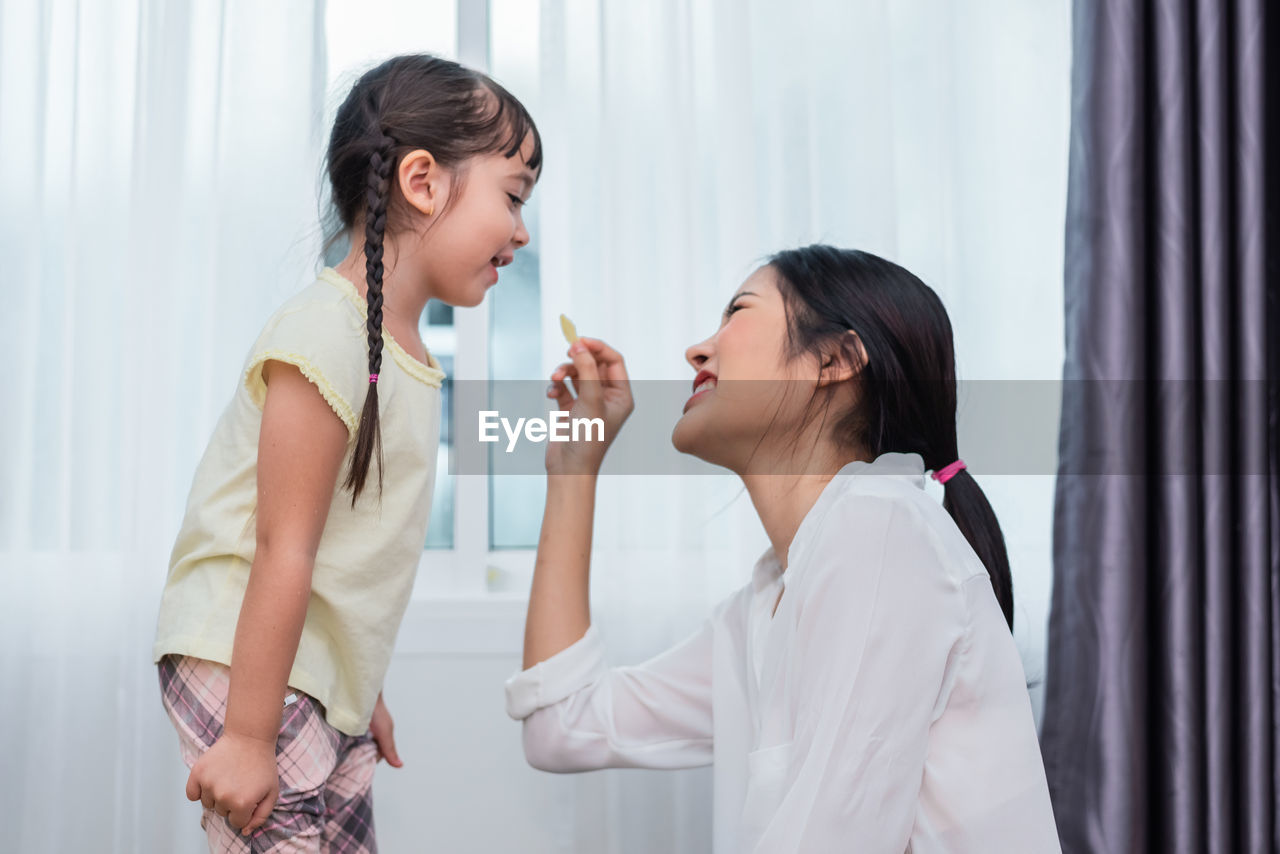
[412,0,538,600]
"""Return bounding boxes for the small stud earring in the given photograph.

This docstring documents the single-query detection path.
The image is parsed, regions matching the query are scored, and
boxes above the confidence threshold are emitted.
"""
[426,205,434,217]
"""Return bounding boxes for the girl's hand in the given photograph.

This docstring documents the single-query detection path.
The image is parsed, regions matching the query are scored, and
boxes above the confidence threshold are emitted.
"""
[370,691,403,767]
[545,338,635,475]
[185,730,278,837]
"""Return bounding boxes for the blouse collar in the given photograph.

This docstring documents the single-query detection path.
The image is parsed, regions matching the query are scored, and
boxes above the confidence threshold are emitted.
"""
[750,451,926,592]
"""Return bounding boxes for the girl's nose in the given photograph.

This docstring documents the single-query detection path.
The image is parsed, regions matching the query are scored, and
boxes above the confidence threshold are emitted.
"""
[513,217,531,249]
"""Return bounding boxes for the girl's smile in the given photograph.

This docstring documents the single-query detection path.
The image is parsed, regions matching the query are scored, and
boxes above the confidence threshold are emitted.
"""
[487,252,515,287]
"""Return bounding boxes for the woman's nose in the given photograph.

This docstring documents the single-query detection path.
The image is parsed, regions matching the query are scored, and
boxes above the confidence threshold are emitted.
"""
[685,336,713,371]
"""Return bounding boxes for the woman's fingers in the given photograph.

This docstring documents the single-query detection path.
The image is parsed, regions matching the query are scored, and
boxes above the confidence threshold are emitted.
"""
[568,341,600,390]
[549,362,578,384]
[548,362,578,409]
[577,338,629,383]
[548,380,572,411]
[549,336,630,412]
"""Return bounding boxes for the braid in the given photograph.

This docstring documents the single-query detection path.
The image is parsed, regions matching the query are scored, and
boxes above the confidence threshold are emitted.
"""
[324,55,545,502]
[344,132,395,504]
[364,135,392,376]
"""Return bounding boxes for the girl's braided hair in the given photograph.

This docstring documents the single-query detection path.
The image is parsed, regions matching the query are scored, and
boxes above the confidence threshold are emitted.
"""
[324,54,542,504]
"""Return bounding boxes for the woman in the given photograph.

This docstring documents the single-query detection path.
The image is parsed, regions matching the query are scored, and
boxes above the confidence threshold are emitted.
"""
[506,245,1061,852]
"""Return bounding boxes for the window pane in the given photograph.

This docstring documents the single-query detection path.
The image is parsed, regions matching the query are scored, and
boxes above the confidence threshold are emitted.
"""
[488,0,544,550]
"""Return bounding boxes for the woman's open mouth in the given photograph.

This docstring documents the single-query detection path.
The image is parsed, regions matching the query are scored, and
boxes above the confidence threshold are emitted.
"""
[683,370,717,413]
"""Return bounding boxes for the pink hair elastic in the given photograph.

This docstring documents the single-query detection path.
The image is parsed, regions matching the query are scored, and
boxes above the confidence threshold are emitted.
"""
[931,459,966,484]
[369,373,380,383]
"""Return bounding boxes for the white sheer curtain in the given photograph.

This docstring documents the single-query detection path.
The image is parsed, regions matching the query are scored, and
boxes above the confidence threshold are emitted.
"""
[1,0,1070,850]
[534,0,1070,850]
[0,1,326,851]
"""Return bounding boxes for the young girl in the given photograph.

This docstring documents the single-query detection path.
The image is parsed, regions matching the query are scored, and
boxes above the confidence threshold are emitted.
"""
[153,54,540,850]
[507,246,1061,852]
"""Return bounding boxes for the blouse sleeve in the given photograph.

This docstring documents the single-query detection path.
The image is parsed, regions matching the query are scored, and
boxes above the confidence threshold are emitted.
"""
[504,617,717,773]
[746,492,968,853]
[241,301,368,441]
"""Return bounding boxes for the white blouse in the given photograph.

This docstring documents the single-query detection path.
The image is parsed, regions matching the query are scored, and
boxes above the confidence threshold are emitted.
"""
[505,452,1062,853]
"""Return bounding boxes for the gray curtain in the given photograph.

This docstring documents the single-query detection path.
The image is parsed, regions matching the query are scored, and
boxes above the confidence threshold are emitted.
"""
[1040,1,1277,852]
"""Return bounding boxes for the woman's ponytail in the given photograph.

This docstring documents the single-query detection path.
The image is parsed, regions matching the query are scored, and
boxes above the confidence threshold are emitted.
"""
[935,467,1015,630]
[768,245,1017,632]
[344,132,394,505]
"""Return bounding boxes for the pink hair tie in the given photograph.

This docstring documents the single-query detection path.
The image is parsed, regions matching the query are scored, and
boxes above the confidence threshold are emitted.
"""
[931,459,966,484]
[369,373,380,384]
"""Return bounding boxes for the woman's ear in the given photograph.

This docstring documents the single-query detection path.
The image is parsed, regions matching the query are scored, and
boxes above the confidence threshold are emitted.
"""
[817,331,869,386]
[398,149,442,217]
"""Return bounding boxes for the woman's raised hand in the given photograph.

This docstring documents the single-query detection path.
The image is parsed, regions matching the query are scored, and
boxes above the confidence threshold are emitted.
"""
[545,338,634,475]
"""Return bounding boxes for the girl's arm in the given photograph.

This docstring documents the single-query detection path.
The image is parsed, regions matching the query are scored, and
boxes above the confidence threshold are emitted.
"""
[226,358,347,742]
[184,360,349,836]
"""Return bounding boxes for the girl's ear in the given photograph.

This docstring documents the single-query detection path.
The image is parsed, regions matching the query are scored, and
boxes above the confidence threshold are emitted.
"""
[816,331,869,386]
[398,149,442,216]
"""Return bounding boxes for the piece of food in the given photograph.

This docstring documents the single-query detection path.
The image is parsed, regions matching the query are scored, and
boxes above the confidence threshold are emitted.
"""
[559,313,580,344]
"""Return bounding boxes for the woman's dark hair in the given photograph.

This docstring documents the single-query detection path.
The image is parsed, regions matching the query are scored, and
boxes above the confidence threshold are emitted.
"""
[325,54,542,505]
[768,245,1014,630]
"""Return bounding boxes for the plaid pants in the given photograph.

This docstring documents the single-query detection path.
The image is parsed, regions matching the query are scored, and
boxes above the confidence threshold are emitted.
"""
[158,654,378,853]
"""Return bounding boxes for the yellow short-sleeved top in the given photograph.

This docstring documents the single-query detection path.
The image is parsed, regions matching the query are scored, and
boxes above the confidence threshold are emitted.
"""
[153,267,446,736]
